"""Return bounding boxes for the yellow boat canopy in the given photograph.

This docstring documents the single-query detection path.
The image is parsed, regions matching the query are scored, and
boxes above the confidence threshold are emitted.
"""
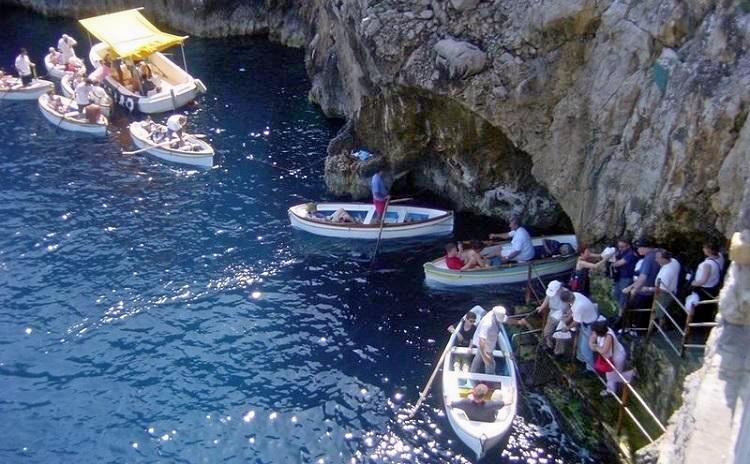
[79,8,188,60]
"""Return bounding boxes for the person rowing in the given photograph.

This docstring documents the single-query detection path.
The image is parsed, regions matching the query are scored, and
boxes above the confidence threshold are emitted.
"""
[485,215,535,264]
[57,34,78,65]
[74,78,94,113]
[14,48,35,87]
[166,114,188,144]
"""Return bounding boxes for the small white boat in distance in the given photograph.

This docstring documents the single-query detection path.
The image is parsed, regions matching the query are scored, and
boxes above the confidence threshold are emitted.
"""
[80,9,207,114]
[38,94,108,135]
[61,74,112,117]
[44,53,86,80]
[128,121,214,168]
[442,306,517,459]
[0,78,54,101]
[288,202,454,240]
[424,234,578,287]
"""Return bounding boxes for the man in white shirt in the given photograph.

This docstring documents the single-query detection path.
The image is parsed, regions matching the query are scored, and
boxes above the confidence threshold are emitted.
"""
[470,306,507,374]
[58,34,78,65]
[487,215,536,263]
[74,78,93,112]
[14,48,35,87]
[166,114,187,143]
[651,250,681,322]
[561,289,598,371]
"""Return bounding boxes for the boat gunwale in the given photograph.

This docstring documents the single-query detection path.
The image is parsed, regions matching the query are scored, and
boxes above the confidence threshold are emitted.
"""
[289,204,454,230]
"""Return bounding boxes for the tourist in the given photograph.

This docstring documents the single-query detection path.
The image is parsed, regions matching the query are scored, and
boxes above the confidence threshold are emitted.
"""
[444,243,465,270]
[459,240,489,270]
[138,61,161,96]
[328,208,357,223]
[446,383,506,422]
[651,249,681,323]
[568,247,607,296]
[45,89,65,113]
[89,57,112,83]
[166,114,188,143]
[74,78,94,112]
[533,280,568,354]
[14,48,35,87]
[610,238,639,316]
[470,306,506,374]
[0,68,14,89]
[686,241,724,319]
[46,47,60,66]
[622,237,661,311]
[486,215,535,263]
[57,34,78,65]
[66,56,85,74]
[560,289,599,371]
[589,320,635,396]
[371,168,389,223]
[447,310,478,347]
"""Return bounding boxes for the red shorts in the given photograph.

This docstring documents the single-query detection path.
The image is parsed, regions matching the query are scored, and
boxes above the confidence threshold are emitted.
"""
[373,199,386,217]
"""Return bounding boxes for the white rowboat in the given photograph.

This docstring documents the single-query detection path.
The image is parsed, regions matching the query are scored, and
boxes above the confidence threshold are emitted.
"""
[128,121,214,168]
[424,234,579,287]
[44,53,86,80]
[61,74,112,117]
[38,94,108,135]
[442,306,517,459]
[88,42,205,114]
[0,79,54,101]
[288,203,454,240]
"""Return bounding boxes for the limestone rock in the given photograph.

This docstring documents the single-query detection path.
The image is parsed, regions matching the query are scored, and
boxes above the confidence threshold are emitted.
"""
[449,0,481,11]
[433,38,488,80]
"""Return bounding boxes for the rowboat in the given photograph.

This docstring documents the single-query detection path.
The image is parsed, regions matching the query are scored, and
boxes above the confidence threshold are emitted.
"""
[288,203,454,239]
[128,121,214,168]
[442,306,517,459]
[38,94,108,135]
[0,78,54,101]
[44,53,86,80]
[61,74,112,117]
[80,9,207,114]
[424,234,578,287]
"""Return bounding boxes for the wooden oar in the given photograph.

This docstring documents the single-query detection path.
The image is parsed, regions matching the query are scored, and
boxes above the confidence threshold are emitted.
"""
[123,139,176,155]
[369,197,391,266]
[388,197,413,204]
[408,320,461,419]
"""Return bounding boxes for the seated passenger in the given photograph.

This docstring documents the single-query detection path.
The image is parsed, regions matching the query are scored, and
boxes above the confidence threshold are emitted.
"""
[46,47,61,66]
[447,383,506,422]
[89,58,111,83]
[66,56,85,73]
[45,89,64,113]
[461,240,490,269]
[447,311,478,347]
[445,243,465,270]
[486,215,535,263]
[328,208,356,223]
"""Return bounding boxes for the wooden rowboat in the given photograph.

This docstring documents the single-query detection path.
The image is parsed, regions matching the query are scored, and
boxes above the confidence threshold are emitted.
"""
[61,74,112,117]
[128,121,214,168]
[442,306,517,459]
[0,78,54,101]
[423,234,578,287]
[44,53,86,80]
[288,202,454,240]
[38,94,108,135]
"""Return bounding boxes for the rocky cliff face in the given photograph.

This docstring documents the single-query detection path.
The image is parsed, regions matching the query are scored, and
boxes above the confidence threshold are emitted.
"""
[8,0,750,237]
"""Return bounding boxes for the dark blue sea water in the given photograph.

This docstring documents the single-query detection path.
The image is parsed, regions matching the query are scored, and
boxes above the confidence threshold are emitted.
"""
[0,7,599,464]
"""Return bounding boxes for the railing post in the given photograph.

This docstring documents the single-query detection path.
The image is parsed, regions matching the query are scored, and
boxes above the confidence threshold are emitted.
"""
[525,263,533,304]
[645,283,660,342]
[681,311,693,357]
[616,385,631,434]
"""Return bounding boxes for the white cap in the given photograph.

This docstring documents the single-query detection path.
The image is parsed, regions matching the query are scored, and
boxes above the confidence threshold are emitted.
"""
[546,280,562,297]
[492,306,507,323]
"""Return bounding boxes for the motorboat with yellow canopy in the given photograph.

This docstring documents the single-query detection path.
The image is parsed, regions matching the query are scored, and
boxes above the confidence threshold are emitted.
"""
[79,8,207,114]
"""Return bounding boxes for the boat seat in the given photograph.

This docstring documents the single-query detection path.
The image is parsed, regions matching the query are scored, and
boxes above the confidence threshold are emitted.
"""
[451,347,505,357]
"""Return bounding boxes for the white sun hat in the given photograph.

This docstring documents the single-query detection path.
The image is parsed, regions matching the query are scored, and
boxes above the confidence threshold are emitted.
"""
[546,280,562,297]
[492,305,507,323]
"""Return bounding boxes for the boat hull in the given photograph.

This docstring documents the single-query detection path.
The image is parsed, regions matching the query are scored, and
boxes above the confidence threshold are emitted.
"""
[44,55,86,80]
[0,80,54,100]
[129,122,214,168]
[424,234,578,287]
[288,203,454,240]
[38,94,108,135]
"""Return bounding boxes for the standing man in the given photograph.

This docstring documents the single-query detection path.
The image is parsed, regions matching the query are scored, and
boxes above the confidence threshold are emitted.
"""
[74,78,94,113]
[371,168,389,223]
[166,114,188,143]
[14,48,35,87]
[623,237,661,311]
[560,289,599,372]
[610,238,638,316]
[58,34,78,65]
[486,215,535,263]
[650,249,681,324]
[470,306,506,374]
